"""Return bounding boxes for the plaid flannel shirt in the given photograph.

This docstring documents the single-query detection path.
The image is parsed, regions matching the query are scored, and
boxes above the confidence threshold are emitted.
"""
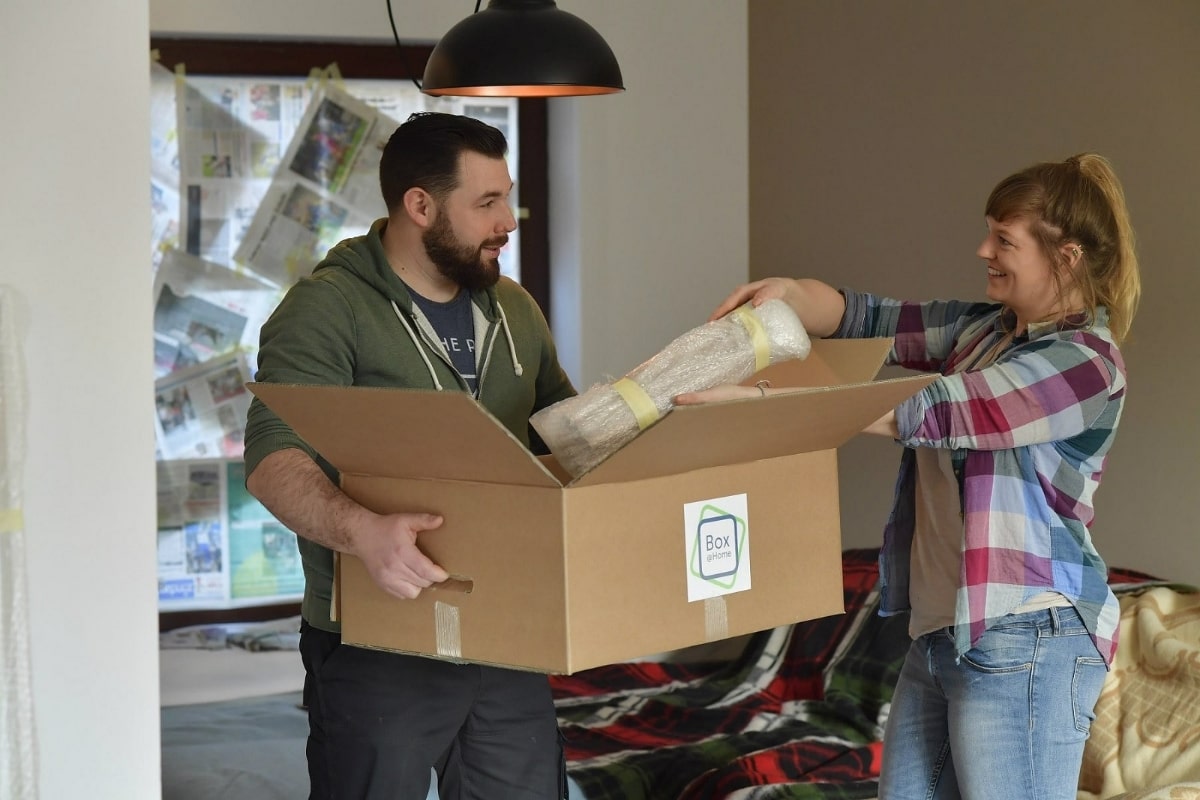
[836,289,1126,665]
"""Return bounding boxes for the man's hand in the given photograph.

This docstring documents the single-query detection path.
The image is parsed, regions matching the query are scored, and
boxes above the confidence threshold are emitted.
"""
[246,449,451,601]
[353,512,449,600]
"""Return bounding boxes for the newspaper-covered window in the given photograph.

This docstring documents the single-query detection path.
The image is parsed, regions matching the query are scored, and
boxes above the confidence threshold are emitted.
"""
[150,51,522,611]
[174,73,520,285]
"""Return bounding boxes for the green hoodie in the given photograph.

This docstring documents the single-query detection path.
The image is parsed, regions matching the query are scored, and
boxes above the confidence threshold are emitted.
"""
[244,219,576,631]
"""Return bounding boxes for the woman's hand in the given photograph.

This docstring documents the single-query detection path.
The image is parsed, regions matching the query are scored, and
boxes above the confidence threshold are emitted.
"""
[710,278,846,338]
[675,383,769,406]
[709,278,798,321]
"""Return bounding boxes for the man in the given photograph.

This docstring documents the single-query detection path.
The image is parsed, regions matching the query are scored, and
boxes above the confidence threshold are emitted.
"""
[244,112,576,799]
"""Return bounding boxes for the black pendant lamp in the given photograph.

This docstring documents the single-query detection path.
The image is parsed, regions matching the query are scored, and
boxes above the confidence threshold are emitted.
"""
[421,0,625,97]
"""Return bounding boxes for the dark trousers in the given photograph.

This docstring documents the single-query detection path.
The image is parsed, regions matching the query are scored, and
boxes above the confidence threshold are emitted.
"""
[300,621,565,800]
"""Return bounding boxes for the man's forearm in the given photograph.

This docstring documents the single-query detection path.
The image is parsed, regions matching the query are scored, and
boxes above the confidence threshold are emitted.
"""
[246,448,370,556]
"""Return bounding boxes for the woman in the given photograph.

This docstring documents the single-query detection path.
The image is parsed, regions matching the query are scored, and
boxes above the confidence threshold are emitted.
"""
[676,153,1140,799]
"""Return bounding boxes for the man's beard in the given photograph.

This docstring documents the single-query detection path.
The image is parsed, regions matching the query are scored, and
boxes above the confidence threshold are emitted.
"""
[422,212,504,292]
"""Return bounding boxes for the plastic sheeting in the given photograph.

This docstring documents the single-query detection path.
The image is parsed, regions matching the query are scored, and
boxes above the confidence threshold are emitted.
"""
[531,299,811,478]
[0,286,37,799]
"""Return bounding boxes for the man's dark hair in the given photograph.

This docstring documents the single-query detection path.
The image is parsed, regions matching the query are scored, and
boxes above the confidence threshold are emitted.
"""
[379,112,508,212]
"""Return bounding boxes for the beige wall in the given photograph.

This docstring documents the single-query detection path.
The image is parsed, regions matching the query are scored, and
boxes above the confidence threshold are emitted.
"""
[749,1,1200,584]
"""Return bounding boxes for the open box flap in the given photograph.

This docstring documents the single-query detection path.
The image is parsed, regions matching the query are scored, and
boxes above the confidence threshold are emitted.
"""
[571,373,935,487]
[248,383,560,487]
[752,337,894,388]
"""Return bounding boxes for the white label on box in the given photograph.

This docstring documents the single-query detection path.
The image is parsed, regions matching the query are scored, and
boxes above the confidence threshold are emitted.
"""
[684,493,751,602]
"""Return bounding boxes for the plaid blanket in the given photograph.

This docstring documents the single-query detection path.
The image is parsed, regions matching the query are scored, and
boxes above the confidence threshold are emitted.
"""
[551,548,1160,800]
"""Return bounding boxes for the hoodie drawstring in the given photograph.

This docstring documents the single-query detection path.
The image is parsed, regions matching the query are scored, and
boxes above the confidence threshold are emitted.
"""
[392,297,524,385]
[495,299,524,377]
[391,300,445,390]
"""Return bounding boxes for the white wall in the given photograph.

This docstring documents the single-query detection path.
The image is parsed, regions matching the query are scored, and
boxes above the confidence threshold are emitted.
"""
[2,2,159,799]
[546,4,749,384]
[2,2,748,797]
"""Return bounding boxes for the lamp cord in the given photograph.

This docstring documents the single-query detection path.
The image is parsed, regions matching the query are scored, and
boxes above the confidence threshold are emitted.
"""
[386,0,423,91]
[386,0,485,93]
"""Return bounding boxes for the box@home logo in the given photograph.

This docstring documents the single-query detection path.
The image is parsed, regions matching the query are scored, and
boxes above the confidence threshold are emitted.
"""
[683,494,752,602]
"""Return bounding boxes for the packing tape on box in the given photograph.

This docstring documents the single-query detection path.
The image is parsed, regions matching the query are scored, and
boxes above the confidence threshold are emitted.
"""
[0,508,23,533]
[730,305,770,372]
[704,596,729,641]
[434,601,463,660]
[611,378,660,430]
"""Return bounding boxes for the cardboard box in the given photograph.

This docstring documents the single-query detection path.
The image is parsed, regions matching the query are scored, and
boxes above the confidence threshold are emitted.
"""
[248,338,934,674]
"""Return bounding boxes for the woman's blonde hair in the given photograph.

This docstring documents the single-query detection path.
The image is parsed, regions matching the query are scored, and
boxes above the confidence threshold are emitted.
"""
[985,153,1141,343]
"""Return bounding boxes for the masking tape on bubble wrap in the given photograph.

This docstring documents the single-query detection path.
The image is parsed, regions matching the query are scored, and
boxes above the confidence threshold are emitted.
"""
[612,378,660,431]
[730,305,770,371]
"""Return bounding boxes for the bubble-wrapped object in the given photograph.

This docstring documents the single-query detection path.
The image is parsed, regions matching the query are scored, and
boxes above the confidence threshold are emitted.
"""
[531,299,811,478]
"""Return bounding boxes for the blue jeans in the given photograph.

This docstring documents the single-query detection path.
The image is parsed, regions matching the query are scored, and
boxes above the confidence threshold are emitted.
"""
[879,606,1108,800]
